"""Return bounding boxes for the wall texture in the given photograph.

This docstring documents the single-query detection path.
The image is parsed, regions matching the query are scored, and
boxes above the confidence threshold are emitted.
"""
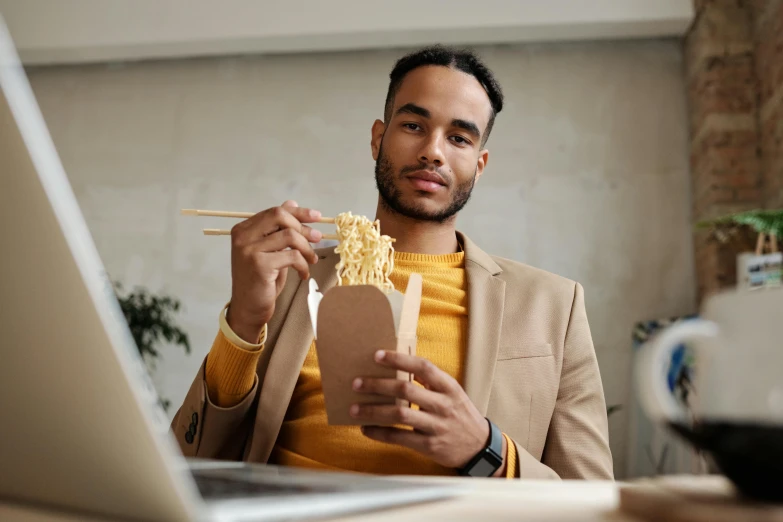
[753,0,783,209]
[27,40,694,478]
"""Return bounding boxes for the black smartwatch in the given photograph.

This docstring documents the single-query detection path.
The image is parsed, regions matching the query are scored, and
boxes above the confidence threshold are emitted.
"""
[458,418,504,477]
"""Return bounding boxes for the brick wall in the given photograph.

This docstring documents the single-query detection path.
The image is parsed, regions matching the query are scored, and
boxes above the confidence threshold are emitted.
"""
[753,0,783,208]
[686,0,783,299]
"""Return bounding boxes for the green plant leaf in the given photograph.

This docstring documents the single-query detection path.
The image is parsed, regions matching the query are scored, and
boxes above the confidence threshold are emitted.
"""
[113,283,191,362]
[695,208,783,239]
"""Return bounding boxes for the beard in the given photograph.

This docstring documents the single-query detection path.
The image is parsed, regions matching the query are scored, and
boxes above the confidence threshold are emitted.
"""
[374,142,476,224]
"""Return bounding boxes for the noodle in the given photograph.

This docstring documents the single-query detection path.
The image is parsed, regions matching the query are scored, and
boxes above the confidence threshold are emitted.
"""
[333,212,394,291]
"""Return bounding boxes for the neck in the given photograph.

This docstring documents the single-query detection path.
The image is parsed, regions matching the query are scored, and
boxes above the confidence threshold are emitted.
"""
[375,198,460,255]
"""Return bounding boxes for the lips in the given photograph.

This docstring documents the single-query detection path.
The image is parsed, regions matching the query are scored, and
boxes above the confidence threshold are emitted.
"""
[407,170,447,186]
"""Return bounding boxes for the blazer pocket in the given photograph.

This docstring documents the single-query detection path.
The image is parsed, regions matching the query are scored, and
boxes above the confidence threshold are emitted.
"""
[497,342,553,361]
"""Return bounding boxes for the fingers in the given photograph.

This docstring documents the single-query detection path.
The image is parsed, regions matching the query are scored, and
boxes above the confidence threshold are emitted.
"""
[350,403,439,434]
[353,377,444,413]
[263,249,311,281]
[373,351,455,393]
[232,202,323,246]
[280,200,322,229]
[256,227,318,264]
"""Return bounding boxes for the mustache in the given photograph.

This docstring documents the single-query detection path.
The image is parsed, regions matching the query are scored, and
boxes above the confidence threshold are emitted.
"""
[398,163,451,186]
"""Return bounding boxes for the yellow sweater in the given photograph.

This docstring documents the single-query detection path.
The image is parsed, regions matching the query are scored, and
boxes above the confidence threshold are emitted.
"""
[205,251,517,477]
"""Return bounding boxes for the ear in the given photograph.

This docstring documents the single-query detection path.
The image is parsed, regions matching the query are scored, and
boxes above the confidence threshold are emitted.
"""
[474,149,489,182]
[371,119,385,161]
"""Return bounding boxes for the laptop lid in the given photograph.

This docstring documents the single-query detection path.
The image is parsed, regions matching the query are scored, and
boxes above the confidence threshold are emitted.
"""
[0,16,200,522]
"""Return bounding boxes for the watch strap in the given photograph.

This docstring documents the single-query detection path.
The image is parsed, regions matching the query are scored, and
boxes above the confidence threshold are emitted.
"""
[458,418,504,477]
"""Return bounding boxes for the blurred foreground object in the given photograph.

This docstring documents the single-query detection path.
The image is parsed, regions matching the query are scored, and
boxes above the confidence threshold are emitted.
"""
[620,475,783,522]
[635,287,783,501]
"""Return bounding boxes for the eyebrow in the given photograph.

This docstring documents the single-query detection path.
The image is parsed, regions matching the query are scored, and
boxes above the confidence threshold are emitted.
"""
[396,103,430,119]
[395,103,482,141]
[451,119,481,141]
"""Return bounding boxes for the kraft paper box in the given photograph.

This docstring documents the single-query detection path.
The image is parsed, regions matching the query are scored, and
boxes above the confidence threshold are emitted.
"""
[307,274,422,425]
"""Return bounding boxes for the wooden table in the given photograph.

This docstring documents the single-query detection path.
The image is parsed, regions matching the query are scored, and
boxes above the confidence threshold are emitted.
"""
[337,477,633,522]
[0,478,638,522]
[5,473,775,521]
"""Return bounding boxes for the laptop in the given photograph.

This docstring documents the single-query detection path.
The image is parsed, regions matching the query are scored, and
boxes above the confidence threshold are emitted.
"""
[0,16,461,522]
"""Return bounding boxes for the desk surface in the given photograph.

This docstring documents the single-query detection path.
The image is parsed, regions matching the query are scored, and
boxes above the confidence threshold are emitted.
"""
[0,479,639,522]
[338,478,634,522]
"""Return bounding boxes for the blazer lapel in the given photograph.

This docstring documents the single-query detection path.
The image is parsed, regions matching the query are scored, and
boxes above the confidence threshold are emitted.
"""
[460,233,505,416]
[247,249,339,462]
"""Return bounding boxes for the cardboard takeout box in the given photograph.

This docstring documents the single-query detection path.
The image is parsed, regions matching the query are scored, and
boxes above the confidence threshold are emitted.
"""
[308,274,422,425]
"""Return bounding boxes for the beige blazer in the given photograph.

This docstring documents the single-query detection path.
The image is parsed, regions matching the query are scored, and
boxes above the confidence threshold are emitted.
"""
[172,233,613,479]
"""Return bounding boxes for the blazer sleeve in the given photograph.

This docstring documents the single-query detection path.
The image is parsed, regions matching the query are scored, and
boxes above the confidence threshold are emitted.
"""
[170,334,263,461]
[539,282,614,479]
[170,268,302,461]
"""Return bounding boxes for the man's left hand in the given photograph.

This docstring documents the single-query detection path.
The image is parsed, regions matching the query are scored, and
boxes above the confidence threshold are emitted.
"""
[350,349,505,474]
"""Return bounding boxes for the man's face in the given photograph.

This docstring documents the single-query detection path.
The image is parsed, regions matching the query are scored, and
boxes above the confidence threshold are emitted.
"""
[372,65,492,223]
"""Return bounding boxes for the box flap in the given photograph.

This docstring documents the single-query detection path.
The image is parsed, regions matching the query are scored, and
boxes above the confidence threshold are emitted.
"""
[398,273,422,338]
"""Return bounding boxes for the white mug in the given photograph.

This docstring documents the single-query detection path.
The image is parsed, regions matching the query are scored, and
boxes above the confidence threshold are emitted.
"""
[635,287,783,427]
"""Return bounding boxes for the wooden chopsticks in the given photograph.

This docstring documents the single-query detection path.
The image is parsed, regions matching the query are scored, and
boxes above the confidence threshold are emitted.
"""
[200,228,339,240]
[181,208,338,240]
[181,208,336,223]
[182,208,395,243]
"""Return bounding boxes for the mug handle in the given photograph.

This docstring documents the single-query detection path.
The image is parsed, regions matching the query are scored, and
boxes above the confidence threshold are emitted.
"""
[635,319,719,424]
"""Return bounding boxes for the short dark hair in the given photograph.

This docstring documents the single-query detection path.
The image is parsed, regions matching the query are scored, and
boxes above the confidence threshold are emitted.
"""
[384,45,504,146]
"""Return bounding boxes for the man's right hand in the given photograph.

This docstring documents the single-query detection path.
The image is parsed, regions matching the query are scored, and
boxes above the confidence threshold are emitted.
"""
[226,200,323,344]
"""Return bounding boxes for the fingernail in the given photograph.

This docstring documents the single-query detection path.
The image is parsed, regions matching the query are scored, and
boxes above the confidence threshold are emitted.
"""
[353,378,362,390]
[375,350,385,362]
[310,209,321,219]
[350,404,360,417]
[311,229,322,241]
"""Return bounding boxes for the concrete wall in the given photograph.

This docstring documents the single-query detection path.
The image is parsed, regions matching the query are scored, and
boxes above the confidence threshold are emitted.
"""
[27,40,695,478]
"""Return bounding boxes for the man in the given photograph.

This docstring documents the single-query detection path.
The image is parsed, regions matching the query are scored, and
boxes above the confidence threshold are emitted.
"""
[172,46,613,480]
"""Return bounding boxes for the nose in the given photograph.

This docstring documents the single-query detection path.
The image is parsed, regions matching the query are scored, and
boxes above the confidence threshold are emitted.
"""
[418,133,446,167]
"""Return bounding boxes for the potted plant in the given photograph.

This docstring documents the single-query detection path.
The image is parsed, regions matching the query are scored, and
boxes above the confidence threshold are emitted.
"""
[696,208,783,255]
[696,209,783,290]
[113,282,191,411]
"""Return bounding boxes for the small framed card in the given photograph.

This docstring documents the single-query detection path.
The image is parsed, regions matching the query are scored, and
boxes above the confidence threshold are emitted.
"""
[737,252,782,290]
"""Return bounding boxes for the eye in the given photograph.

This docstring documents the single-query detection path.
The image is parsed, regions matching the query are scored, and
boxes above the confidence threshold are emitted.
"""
[402,123,421,131]
[450,135,471,146]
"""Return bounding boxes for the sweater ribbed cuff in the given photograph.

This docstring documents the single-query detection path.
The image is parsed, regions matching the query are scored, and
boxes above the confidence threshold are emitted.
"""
[204,304,266,407]
[503,433,518,479]
[205,329,262,401]
[219,301,266,349]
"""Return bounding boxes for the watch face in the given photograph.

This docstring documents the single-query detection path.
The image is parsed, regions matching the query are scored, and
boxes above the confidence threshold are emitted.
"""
[470,457,497,477]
